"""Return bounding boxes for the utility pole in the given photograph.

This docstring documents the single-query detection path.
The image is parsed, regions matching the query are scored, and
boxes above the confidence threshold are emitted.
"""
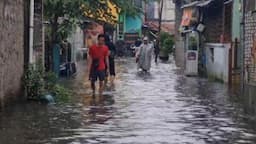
[241,0,245,92]
[29,0,35,64]
[158,0,164,34]
[157,0,164,48]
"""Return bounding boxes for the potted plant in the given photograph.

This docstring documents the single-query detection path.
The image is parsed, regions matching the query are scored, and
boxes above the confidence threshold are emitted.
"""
[159,46,170,61]
[159,36,174,61]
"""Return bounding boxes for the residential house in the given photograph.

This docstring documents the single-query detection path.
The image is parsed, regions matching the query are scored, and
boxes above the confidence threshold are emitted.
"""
[0,0,44,107]
[144,0,175,36]
[174,0,242,84]
[116,0,143,44]
[145,0,175,23]
[202,0,242,84]
[242,0,256,111]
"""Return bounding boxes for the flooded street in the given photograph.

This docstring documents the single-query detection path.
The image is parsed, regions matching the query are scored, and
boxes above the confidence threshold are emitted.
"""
[1,58,256,144]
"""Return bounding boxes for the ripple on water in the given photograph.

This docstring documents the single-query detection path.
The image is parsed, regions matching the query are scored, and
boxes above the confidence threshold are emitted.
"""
[0,59,256,144]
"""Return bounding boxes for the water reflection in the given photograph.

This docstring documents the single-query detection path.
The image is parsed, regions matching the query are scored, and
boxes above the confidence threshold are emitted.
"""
[0,59,256,144]
[85,94,115,124]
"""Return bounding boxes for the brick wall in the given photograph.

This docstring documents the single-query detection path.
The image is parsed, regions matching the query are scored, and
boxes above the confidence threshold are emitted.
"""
[0,0,25,106]
[223,3,232,43]
[203,2,223,43]
[244,12,256,84]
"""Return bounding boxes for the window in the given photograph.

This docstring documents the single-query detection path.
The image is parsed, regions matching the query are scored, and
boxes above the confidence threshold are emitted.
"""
[245,0,256,12]
[210,48,214,63]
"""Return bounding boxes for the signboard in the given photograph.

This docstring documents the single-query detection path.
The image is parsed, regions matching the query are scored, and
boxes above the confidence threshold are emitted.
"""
[187,52,197,60]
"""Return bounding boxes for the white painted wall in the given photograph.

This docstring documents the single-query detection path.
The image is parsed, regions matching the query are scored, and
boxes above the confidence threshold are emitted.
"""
[68,26,84,62]
[205,43,231,83]
[153,0,175,21]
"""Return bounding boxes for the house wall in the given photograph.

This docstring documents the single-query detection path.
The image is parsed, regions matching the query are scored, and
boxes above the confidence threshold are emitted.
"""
[232,0,242,68]
[33,0,44,62]
[0,0,25,106]
[205,43,230,83]
[117,13,142,40]
[224,3,232,43]
[68,27,84,62]
[162,0,175,22]
[146,0,175,22]
[242,0,256,115]
[155,0,175,22]
[232,0,241,41]
[244,11,256,84]
[125,16,142,34]
[203,2,224,43]
[174,1,185,68]
[244,83,256,113]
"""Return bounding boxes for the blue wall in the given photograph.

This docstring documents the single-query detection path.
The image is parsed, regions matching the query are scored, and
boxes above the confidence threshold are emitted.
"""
[232,0,242,68]
[125,16,142,34]
[232,0,241,41]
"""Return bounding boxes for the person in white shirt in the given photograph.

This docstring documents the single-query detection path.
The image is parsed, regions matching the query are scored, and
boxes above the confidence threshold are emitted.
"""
[135,37,154,72]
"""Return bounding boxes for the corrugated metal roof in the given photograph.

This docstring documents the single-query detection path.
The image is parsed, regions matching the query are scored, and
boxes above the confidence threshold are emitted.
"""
[181,1,200,9]
[197,0,214,7]
[224,0,233,5]
[181,0,215,9]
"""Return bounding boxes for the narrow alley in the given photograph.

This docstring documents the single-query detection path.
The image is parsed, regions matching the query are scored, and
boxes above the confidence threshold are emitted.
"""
[1,59,256,144]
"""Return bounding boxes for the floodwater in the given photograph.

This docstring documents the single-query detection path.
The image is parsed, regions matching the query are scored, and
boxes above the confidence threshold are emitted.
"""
[1,58,256,144]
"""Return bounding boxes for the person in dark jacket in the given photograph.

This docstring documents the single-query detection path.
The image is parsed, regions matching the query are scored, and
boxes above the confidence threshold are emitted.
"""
[154,39,160,63]
[135,38,142,47]
[105,35,117,89]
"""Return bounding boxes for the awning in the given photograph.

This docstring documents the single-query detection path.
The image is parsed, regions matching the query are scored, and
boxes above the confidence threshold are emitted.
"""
[197,0,214,7]
[149,31,158,38]
[181,0,215,9]
[181,8,193,26]
[224,0,233,5]
[181,1,200,9]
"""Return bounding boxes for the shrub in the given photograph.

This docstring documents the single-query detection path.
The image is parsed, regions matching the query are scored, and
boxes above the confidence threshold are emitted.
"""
[23,61,45,100]
[159,32,174,56]
[163,37,174,54]
[23,60,72,103]
[44,72,58,91]
[50,84,72,103]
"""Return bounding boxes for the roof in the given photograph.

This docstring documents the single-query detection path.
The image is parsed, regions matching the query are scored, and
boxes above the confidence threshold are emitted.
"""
[181,1,200,9]
[197,0,214,7]
[181,0,214,9]
[143,21,175,34]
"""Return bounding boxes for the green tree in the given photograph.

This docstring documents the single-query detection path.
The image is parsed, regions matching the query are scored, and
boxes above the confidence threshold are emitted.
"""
[44,0,113,43]
[44,0,146,43]
[159,32,174,56]
[113,0,144,17]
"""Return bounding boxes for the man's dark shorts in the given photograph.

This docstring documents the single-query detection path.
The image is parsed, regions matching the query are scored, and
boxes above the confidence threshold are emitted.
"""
[90,70,106,82]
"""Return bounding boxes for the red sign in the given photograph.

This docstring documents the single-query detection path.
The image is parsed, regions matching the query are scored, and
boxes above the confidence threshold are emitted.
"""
[187,52,197,60]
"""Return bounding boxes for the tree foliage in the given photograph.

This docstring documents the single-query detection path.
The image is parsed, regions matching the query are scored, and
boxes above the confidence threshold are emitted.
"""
[44,0,146,43]
[160,32,174,55]
[23,59,72,102]
[112,0,144,17]
[44,0,84,42]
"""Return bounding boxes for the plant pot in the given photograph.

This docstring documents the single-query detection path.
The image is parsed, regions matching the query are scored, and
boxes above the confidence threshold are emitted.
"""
[159,51,169,61]
[159,55,169,61]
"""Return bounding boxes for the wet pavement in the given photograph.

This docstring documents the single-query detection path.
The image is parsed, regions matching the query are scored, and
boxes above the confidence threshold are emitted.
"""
[1,58,256,144]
